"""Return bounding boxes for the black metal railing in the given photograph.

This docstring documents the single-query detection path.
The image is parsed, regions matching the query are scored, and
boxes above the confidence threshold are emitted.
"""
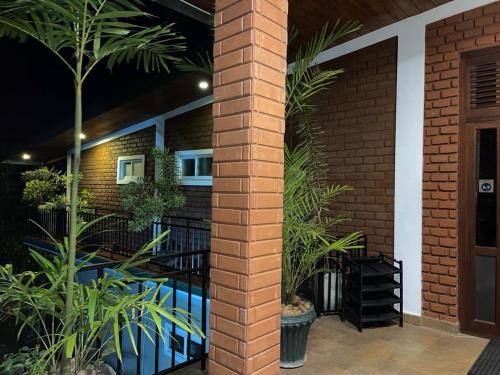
[26,208,211,263]
[81,251,209,375]
[313,234,368,316]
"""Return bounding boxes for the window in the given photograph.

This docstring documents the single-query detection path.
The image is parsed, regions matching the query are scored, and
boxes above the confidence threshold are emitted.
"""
[176,149,213,186]
[116,155,145,184]
[463,47,500,122]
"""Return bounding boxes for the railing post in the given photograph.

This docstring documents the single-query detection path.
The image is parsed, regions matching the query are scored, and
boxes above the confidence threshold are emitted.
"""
[152,219,163,256]
[201,249,207,371]
[154,289,160,374]
[136,282,143,375]
[171,278,177,369]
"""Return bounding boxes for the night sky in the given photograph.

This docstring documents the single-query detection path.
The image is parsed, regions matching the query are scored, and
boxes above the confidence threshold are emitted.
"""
[0,2,212,161]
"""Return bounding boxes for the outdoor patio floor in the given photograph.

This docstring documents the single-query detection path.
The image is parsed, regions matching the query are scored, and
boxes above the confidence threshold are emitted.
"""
[283,315,487,375]
[180,315,488,375]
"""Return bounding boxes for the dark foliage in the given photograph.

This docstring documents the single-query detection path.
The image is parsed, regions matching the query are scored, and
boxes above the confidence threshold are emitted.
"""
[0,164,34,272]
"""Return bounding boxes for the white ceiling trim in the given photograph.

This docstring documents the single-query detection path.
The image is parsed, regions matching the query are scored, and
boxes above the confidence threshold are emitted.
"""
[314,0,498,66]
[69,95,213,153]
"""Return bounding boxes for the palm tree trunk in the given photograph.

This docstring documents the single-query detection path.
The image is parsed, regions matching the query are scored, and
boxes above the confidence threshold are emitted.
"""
[61,80,83,374]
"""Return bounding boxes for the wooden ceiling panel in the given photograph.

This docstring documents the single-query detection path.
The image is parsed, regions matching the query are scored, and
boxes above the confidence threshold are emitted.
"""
[34,74,208,161]
[191,0,451,47]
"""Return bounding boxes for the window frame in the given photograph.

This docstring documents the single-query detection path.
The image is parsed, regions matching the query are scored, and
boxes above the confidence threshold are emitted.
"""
[116,154,145,185]
[175,149,213,186]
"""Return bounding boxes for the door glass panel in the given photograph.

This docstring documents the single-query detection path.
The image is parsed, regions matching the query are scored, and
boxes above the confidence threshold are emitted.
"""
[476,128,497,247]
[475,255,497,322]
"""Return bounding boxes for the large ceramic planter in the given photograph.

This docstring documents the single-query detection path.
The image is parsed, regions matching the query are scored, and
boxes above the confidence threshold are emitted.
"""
[280,303,316,368]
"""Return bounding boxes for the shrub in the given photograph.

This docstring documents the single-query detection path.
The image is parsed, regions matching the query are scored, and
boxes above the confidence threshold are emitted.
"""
[121,148,185,231]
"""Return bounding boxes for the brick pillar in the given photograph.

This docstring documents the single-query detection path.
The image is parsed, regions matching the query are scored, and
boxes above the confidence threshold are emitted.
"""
[210,1,288,374]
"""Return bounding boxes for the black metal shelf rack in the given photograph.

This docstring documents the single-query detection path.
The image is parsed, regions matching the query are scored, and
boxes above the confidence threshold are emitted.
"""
[341,253,403,332]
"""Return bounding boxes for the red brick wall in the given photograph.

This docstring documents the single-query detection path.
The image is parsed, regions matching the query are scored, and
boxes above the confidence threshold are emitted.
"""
[210,0,288,373]
[79,127,155,211]
[166,105,212,219]
[424,2,500,324]
[317,38,397,256]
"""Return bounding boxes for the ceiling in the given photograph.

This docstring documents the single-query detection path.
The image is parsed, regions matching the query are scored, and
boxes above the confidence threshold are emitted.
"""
[35,74,209,162]
[3,0,451,163]
[192,0,452,47]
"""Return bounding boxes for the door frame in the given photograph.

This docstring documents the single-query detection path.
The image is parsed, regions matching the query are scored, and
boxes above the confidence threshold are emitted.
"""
[458,47,500,337]
[459,122,500,337]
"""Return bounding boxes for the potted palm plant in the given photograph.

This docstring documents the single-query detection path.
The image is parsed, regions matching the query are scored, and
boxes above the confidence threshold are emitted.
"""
[280,145,361,368]
[280,21,363,368]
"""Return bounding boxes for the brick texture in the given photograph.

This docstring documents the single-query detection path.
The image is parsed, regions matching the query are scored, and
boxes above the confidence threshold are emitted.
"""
[165,105,212,219]
[424,2,500,323]
[210,0,288,374]
[79,127,155,211]
[317,39,397,256]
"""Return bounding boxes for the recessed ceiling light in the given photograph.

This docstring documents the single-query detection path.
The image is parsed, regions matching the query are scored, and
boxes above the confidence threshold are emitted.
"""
[198,80,209,90]
[79,133,86,140]
[22,153,31,160]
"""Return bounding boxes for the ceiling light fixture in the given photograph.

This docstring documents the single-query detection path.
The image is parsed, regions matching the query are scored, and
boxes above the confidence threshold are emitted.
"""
[198,80,209,90]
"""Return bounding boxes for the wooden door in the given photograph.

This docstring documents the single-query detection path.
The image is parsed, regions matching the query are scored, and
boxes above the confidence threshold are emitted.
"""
[462,123,500,337]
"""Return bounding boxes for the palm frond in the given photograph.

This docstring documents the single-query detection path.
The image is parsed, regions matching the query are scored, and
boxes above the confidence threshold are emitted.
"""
[285,20,361,189]
[286,20,361,117]
[0,0,186,79]
[175,50,213,75]
[282,144,361,304]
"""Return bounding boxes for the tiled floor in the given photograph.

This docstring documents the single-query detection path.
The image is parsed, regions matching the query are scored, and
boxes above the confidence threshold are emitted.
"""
[178,316,487,375]
[283,316,487,375]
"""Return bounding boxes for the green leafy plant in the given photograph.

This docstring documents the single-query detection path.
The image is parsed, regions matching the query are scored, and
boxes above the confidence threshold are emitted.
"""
[121,148,185,232]
[21,167,69,210]
[0,164,35,272]
[78,188,95,213]
[285,21,361,184]
[281,22,364,306]
[0,2,185,371]
[21,167,94,212]
[282,145,362,305]
[0,220,202,375]
[0,347,40,375]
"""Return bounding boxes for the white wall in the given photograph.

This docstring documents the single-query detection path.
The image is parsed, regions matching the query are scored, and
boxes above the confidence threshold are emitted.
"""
[393,25,426,316]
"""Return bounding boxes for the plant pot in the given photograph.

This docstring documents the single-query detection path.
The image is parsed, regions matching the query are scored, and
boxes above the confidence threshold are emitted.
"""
[280,303,316,368]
